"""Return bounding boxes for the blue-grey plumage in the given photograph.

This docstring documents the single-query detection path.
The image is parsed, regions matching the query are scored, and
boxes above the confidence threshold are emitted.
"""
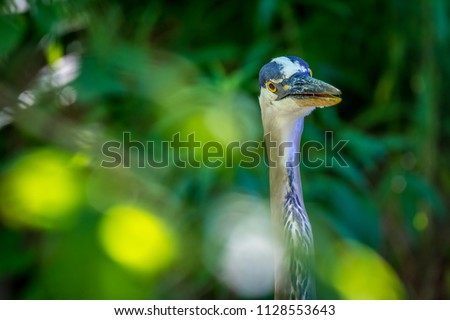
[258,56,341,300]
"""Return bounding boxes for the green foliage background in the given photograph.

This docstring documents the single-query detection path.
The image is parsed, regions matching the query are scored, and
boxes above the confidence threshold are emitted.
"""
[0,0,449,299]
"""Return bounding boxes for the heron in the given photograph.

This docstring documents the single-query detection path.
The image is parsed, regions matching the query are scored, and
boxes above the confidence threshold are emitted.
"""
[258,56,341,299]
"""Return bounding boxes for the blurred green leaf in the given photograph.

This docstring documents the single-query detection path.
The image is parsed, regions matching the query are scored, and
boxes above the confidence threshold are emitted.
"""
[0,230,34,277]
[0,15,26,58]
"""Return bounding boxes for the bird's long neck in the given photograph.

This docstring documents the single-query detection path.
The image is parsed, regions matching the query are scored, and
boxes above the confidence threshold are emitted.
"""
[262,114,315,300]
[264,117,305,213]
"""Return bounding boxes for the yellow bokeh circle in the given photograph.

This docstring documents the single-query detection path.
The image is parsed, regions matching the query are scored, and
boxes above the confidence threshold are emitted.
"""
[98,205,177,274]
[331,241,405,299]
[0,148,82,229]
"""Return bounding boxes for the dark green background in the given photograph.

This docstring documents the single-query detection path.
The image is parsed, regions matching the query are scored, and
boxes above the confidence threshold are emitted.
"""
[0,0,448,299]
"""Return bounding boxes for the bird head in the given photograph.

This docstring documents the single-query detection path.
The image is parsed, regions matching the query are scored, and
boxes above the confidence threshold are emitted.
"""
[259,56,341,118]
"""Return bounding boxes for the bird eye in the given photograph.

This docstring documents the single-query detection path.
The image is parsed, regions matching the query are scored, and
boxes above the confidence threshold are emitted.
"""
[267,81,277,93]
[309,69,313,77]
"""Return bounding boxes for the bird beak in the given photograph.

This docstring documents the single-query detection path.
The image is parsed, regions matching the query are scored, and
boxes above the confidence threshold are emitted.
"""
[279,73,342,108]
